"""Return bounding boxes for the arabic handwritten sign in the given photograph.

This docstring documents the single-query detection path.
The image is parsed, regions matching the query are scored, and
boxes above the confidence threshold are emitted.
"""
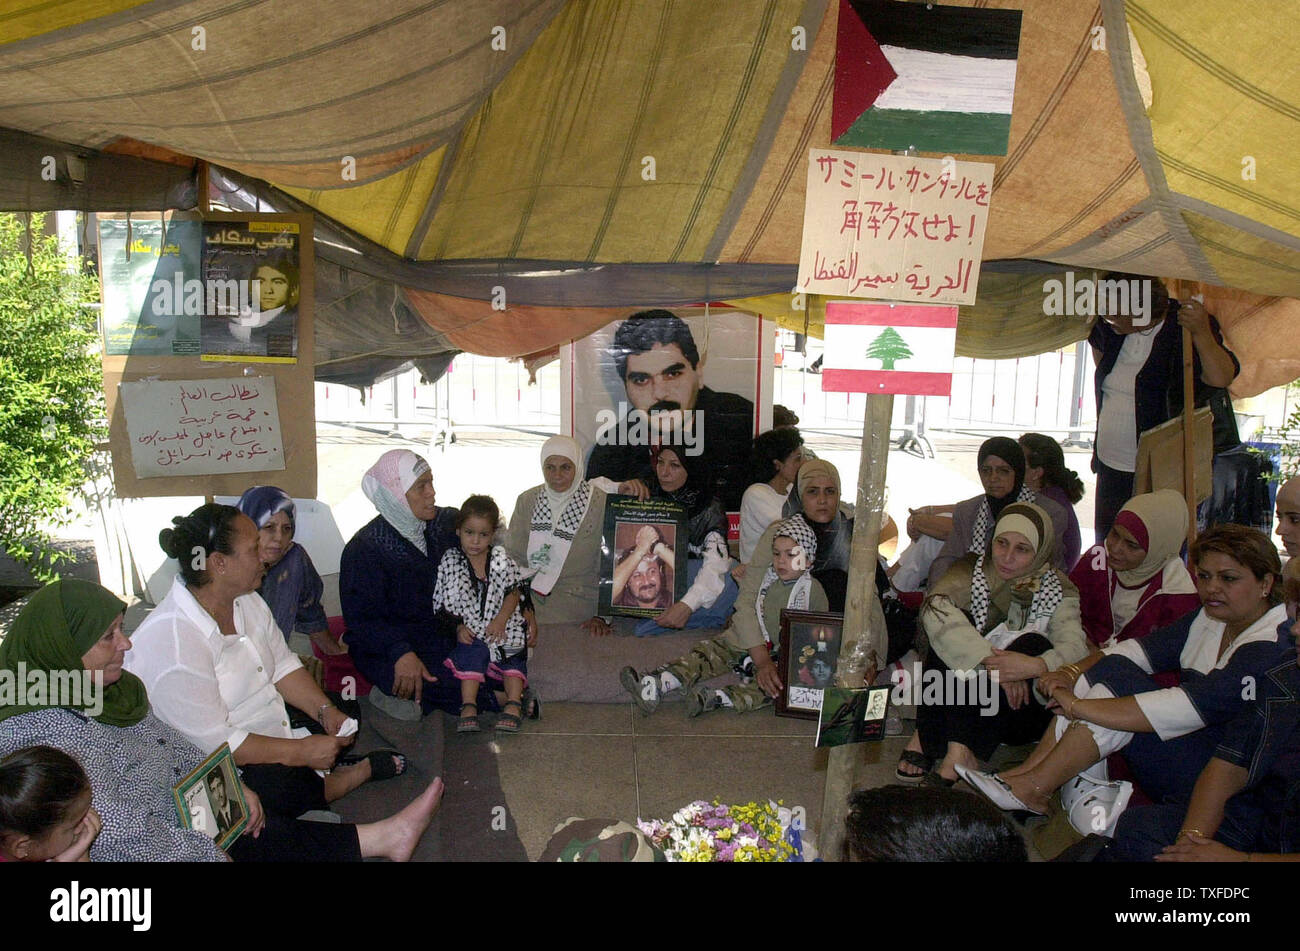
[120,377,285,478]
[797,149,994,305]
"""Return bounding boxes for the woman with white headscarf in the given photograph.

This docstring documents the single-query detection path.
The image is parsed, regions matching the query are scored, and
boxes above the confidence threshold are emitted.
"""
[507,436,631,635]
[340,449,463,714]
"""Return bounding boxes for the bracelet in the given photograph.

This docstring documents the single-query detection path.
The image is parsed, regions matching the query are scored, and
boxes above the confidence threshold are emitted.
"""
[317,703,335,724]
[1178,828,1206,840]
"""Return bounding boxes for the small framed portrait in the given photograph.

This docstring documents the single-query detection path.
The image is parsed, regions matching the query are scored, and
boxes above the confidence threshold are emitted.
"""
[599,497,689,618]
[172,743,248,850]
[815,685,892,748]
[776,610,844,720]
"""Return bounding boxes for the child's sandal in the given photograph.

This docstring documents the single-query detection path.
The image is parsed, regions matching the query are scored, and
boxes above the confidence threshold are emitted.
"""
[496,699,524,734]
[457,703,480,734]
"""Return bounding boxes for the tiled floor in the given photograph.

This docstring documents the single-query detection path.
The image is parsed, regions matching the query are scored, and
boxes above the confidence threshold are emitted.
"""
[485,699,913,859]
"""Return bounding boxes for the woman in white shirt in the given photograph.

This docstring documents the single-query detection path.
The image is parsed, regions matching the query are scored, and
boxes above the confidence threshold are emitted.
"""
[738,428,804,565]
[127,504,404,820]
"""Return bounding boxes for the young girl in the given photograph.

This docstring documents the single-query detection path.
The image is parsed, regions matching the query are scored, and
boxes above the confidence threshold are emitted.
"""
[0,746,101,862]
[437,495,535,735]
[620,517,828,717]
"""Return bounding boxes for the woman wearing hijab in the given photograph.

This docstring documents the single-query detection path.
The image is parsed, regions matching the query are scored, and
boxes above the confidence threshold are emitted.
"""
[926,437,1071,591]
[897,502,1089,785]
[508,436,622,635]
[235,485,329,648]
[340,449,463,715]
[1069,490,1201,651]
[0,579,443,861]
[631,444,739,636]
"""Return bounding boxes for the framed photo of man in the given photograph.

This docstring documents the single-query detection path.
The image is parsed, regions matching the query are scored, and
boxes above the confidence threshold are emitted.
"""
[776,610,844,719]
[563,306,772,512]
[599,497,689,618]
[172,743,248,850]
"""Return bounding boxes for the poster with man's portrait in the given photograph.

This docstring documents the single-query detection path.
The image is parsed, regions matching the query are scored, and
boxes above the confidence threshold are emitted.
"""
[815,685,891,748]
[200,221,300,363]
[599,497,689,618]
[776,610,844,719]
[172,743,248,850]
[564,307,771,511]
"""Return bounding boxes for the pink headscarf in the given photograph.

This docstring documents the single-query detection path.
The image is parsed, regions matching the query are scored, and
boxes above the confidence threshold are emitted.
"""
[362,450,432,554]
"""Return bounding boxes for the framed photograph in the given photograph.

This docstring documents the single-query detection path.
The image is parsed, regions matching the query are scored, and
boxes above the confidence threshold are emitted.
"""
[815,685,892,747]
[598,497,689,618]
[172,743,248,850]
[775,609,844,720]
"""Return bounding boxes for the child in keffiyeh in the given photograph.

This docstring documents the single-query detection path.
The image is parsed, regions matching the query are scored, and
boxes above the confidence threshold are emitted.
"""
[620,517,828,717]
[437,496,535,735]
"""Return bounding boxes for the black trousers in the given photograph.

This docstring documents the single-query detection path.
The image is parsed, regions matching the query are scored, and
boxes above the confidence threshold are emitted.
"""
[239,762,329,818]
[227,814,362,862]
[916,631,1053,763]
[1093,461,1135,546]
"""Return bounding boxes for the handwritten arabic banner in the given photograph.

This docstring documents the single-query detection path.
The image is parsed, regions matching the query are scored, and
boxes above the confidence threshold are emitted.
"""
[120,377,285,478]
[797,149,994,305]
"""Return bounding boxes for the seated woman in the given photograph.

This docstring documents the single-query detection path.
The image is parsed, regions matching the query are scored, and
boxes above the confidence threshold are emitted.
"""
[897,502,1089,785]
[959,524,1291,818]
[1124,560,1300,862]
[631,444,738,636]
[1069,489,1200,651]
[508,436,620,636]
[1019,433,1084,570]
[235,485,331,650]
[927,437,1071,591]
[340,449,463,715]
[0,579,442,862]
[738,428,804,565]
[128,504,406,824]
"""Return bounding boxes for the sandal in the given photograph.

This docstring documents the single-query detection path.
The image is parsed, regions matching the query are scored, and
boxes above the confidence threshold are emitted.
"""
[895,749,933,784]
[336,749,408,781]
[496,700,523,734]
[457,703,480,734]
[523,687,542,721]
[921,771,957,789]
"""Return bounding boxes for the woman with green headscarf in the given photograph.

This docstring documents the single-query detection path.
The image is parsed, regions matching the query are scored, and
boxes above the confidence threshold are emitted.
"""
[0,579,443,861]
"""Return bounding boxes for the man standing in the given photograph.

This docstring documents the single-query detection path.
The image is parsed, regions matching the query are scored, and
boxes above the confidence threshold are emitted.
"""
[586,310,755,510]
[1089,273,1239,542]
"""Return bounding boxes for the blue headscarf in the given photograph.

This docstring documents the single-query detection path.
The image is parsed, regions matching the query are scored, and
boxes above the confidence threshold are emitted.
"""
[236,485,295,529]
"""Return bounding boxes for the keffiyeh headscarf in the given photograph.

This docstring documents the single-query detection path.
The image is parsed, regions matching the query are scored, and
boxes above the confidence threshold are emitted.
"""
[756,517,819,643]
[0,579,148,727]
[1112,489,1189,587]
[527,435,594,595]
[236,485,295,530]
[362,449,432,555]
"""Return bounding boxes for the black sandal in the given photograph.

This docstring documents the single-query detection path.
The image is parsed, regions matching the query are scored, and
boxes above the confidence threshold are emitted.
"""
[336,749,407,781]
[457,703,480,734]
[895,749,934,784]
[496,699,523,734]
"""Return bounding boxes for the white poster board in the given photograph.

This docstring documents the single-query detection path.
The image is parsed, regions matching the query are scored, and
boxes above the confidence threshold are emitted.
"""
[120,376,286,478]
[797,149,994,305]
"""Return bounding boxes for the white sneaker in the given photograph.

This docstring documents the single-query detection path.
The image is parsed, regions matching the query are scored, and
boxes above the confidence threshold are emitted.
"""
[955,765,1045,816]
[620,666,659,715]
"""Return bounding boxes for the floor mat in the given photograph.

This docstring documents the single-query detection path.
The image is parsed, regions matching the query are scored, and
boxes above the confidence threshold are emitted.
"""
[438,711,530,862]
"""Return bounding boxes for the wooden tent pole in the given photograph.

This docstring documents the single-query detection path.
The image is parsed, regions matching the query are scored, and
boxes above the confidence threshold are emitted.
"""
[819,391,892,859]
[1182,327,1196,549]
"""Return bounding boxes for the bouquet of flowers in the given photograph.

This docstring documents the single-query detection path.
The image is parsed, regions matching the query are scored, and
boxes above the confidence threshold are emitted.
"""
[636,800,803,862]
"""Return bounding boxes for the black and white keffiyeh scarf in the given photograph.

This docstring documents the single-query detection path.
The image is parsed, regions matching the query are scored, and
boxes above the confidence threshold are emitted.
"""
[755,516,819,645]
[526,480,593,596]
[433,545,528,660]
[968,485,1037,556]
[969,552,1066,635]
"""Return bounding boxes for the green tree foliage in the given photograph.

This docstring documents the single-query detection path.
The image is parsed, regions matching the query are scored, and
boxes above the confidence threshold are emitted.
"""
[0,213,105,581]
[865,326,914,370]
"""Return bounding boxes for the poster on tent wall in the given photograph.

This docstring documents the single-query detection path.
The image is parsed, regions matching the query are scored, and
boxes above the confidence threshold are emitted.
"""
[200,221,300,364]
[821,301,957,396]
[562,307,771,513]
[832,0,1021,156]
[97,217,203,356]
[797,149,993,306]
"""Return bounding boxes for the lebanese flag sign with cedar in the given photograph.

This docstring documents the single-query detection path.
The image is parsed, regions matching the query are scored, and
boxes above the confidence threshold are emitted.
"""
[822,301,957,396]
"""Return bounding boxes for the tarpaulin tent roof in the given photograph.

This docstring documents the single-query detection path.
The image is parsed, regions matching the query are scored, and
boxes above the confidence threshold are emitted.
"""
[0,0,1296,392]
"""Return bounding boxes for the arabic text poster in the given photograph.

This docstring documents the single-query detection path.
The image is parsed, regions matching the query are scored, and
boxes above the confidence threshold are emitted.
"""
[821,301,957,396]
[120,377,286,477]
[200,221,300,363]
[796,149,993,305]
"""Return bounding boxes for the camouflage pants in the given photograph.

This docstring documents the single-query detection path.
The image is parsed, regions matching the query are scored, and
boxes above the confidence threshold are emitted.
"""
[653,633,772,713]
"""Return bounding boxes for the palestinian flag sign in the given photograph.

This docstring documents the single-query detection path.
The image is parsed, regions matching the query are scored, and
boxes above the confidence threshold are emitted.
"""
[834,0,1022,156]
[822,301,957,396]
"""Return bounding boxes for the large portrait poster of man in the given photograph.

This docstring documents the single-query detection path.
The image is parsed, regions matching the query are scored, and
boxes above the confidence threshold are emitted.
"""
[564,307,770,512]
[598,497,689,619]
[200,222,300,363]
